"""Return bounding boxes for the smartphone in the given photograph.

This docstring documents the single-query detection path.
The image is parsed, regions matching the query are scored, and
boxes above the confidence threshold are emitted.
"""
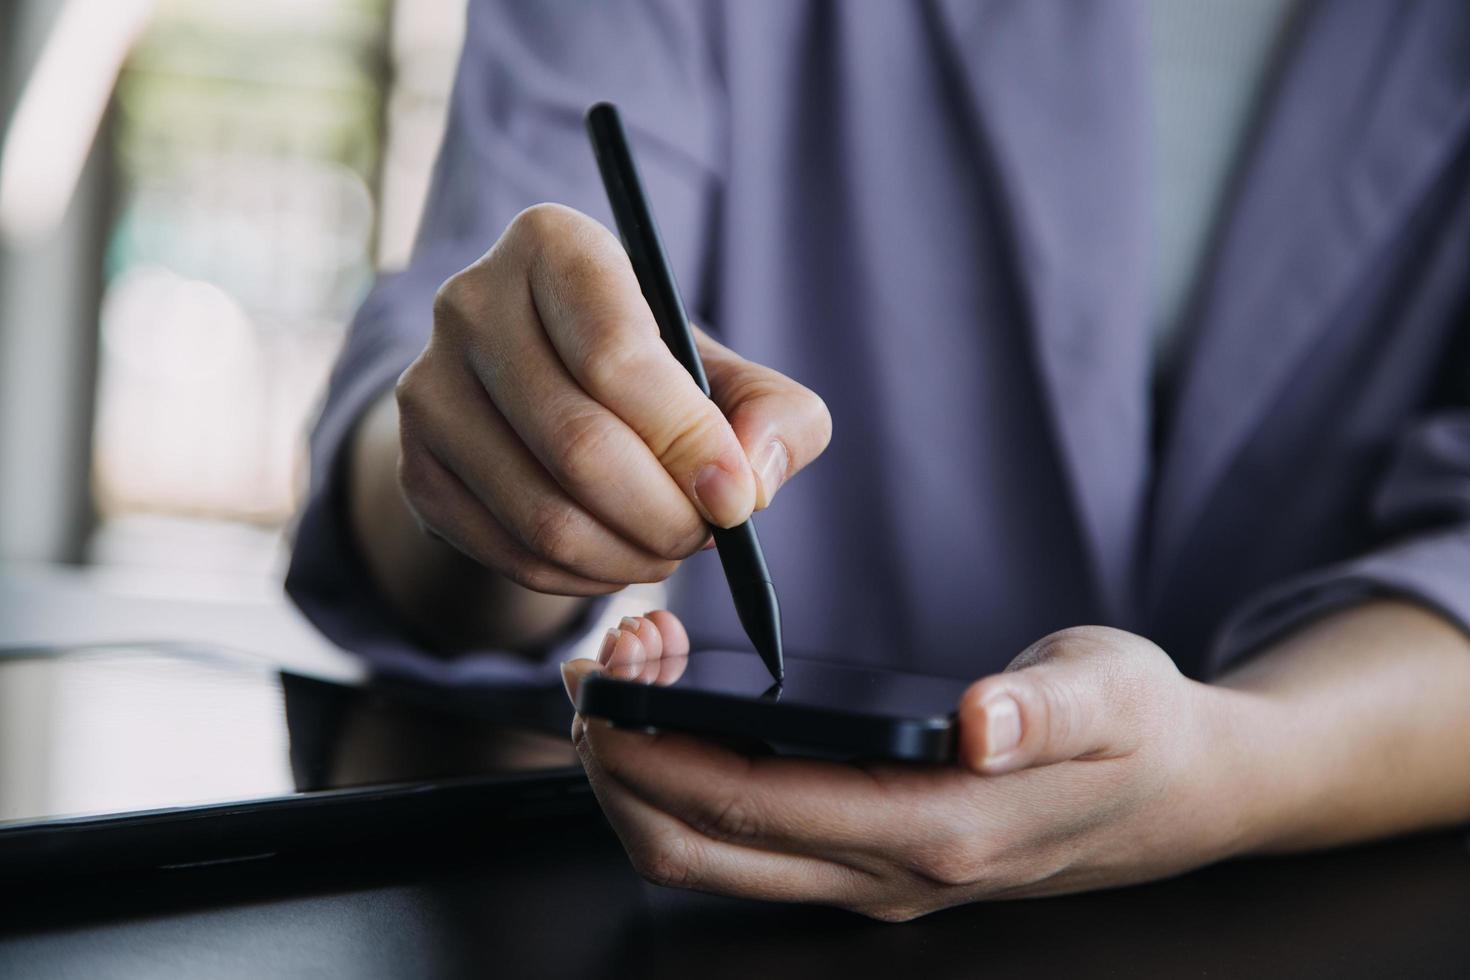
[0,643,592,878]
[575,651,969,762]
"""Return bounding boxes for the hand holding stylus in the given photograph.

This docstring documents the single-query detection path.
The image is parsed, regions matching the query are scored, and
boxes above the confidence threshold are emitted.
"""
[392,202,830,599]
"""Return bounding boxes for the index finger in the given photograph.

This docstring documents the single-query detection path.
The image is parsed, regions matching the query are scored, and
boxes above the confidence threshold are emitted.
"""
[527,209,758,528]
[581,719,938,866]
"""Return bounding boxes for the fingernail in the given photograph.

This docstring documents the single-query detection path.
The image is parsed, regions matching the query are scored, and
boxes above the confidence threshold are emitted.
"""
[983,695,1021,763]
[596,628,619,665]
[560,661,579,703]
[693,462,746,527]
[700,534,715,551]
[755,440,789,505]
[619,616,642,634]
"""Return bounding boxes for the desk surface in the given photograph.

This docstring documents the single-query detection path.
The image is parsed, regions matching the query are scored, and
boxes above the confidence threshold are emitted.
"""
[0,563,358,680]
[3,566,1470,979]
[2,819,1469,979]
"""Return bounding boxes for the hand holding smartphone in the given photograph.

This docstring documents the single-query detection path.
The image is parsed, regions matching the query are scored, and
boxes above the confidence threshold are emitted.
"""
[575,651,968,762]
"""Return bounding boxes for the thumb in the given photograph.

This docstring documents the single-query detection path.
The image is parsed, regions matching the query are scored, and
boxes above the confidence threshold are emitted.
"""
[957,627,1157,775]
[697,330,832,510]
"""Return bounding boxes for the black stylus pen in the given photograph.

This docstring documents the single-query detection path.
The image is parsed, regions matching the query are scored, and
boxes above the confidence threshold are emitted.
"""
[586,101,784,683]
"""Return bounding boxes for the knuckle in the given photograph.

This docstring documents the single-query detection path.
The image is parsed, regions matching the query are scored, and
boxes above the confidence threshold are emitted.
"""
[621,554,682,584]
[1009,631,1073,671]
[713,367,773,416]
[1051,625,1118,656]
[1038,671,1124,762]
[645,511,708,562]
[510,203,617,282]
[395,443,435,505]
[547,410,620,487]
[642,558,682,583]
[554,238,620,298]
[691,793,761,844]
[523,500,583,564]
[506,202,569,248]
[655,408,731,471]
[500,552,559,594]
[1101,650,1151,702]
[1033,674,1082,751]
[394,359,430,418]
[908,833,986,889]
[665,534,704,561]
[431,271,475,329]
[630,833,699,890]
[578,333,646,397]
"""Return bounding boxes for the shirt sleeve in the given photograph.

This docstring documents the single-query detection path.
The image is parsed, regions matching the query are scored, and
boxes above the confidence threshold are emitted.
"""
[1207,408,1470,676]
[285,0,725,685]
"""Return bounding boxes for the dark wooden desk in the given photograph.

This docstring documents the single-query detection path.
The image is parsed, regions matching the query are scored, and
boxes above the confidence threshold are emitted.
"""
[3,818,1468,979]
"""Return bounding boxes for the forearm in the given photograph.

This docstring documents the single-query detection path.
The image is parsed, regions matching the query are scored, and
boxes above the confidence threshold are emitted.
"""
[346,389,591,654]
[1212,600,1470,854]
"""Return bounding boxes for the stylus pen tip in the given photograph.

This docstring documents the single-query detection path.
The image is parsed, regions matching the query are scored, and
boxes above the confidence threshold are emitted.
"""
[751,608,784,683]
[733,581,784,684]
[757,646,784,686]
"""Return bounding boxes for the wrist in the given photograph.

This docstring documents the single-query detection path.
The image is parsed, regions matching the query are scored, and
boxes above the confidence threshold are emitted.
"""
[1180,678,1298,860]
[1205,602,1470,853]
[348,391,592,654]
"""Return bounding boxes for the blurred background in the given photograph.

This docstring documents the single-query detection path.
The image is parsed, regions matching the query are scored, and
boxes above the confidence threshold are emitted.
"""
[0,0,466,596]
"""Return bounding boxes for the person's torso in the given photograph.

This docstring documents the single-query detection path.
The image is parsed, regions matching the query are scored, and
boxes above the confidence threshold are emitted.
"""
[667,0,1470,679]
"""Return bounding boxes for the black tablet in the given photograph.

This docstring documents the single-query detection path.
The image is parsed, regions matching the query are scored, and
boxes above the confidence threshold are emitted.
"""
[575,651,969,762]
[0,643,591,878]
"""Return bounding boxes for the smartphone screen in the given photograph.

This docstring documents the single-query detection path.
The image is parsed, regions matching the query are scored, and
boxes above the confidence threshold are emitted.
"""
[600,650,971,721]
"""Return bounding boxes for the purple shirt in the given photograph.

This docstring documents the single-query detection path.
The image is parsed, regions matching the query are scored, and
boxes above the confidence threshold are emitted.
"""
[288,0,1470,686]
